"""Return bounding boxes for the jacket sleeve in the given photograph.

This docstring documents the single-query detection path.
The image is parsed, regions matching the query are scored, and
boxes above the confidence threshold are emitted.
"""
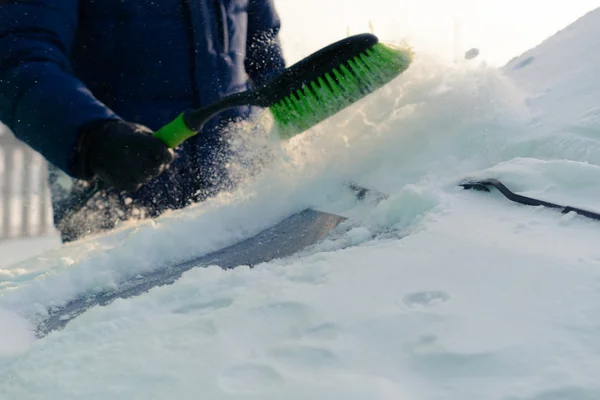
[0,0,120,178]
[244,0,286,86]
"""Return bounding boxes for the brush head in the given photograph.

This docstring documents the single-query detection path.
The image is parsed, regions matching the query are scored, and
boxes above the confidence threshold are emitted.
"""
[256,33,413,139]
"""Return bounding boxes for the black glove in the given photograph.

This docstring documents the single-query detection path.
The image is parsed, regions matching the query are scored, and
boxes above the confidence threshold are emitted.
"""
[74,119,174,192]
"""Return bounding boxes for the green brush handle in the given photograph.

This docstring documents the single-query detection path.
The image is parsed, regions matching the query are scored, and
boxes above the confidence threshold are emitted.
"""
[152,113,196,148]
[153,91,256,148]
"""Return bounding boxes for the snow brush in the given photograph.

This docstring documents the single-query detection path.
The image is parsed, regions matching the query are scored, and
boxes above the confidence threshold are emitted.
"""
[56,33,412,228]
[154,32,413,145]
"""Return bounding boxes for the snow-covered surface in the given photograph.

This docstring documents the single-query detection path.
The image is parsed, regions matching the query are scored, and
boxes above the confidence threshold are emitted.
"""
[3,6,600,399]
[0,237,61,269]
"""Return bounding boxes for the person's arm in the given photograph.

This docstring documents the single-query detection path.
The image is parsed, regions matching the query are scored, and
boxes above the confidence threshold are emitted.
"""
[244,0,286,87]
[0,0,120,178]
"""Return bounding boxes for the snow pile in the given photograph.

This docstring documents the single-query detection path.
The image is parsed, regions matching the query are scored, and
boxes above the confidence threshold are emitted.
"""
[505,7,600,129]
[2,6,600,400]
[500,7,600,168]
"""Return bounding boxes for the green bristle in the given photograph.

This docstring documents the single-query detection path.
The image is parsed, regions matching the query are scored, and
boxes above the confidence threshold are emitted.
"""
[324,72,343,98]
[272,42,413,139]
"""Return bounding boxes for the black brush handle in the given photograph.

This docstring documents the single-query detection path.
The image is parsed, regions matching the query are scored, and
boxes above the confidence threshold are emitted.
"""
[183,90,257,131]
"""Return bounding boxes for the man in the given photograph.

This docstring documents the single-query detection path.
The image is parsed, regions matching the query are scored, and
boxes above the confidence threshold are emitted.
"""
[0,0,286,242]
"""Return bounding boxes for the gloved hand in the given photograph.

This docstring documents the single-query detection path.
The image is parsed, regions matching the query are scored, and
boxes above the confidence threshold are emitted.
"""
[74,119,174,192]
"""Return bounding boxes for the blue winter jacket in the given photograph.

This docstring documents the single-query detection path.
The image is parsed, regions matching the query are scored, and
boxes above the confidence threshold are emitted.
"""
[0,0,285,214]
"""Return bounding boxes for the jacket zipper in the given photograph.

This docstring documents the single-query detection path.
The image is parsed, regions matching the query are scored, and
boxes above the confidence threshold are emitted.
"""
[213,0,228,54]
[181,0,201,153]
